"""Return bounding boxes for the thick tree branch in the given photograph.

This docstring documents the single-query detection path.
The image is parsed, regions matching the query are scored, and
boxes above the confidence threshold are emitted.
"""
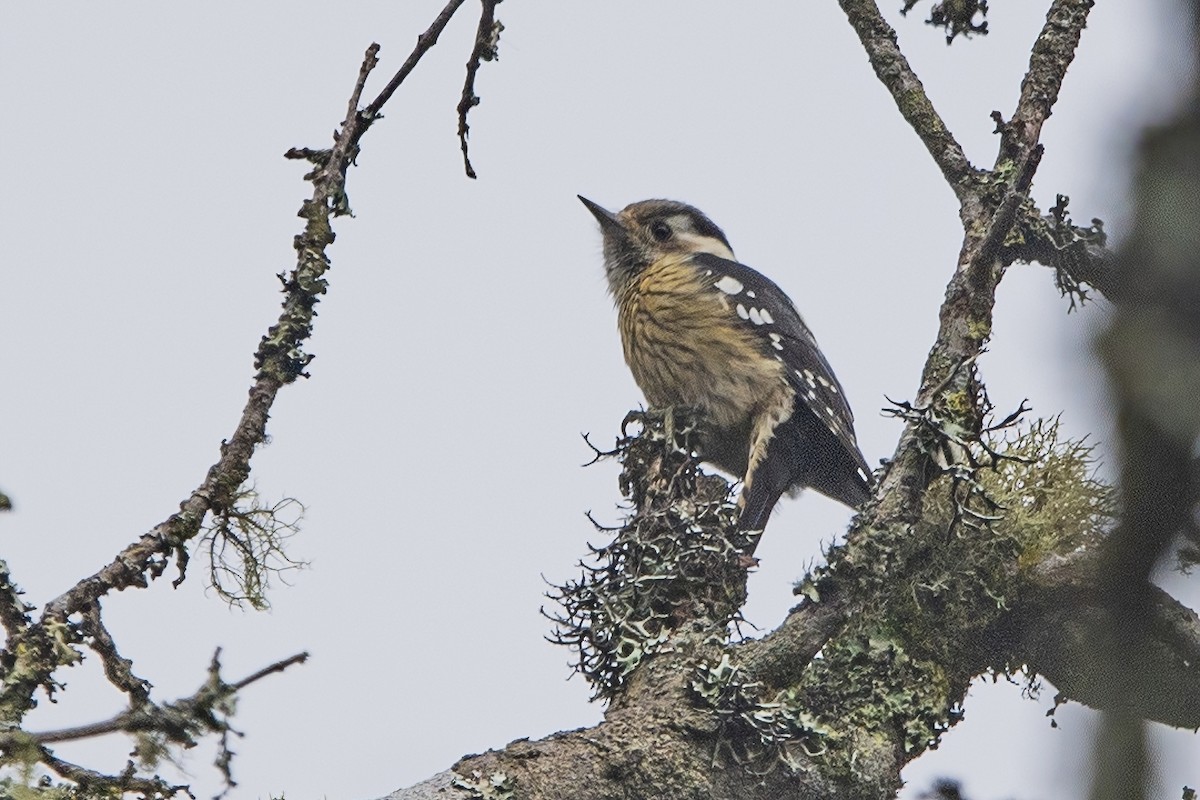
[445,637,902,800]
[997,550,1200,730]
[738,595,848,690]
[743,0,1094,720]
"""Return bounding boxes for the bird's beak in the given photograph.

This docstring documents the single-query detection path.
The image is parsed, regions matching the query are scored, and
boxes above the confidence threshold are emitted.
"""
[578,196,625,237]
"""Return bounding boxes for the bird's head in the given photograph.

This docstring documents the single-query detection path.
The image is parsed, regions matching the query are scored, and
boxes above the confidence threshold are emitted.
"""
[578,197,736,296]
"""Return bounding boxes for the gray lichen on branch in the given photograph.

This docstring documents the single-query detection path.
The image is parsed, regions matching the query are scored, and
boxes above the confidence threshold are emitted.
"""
[546,408,750,701]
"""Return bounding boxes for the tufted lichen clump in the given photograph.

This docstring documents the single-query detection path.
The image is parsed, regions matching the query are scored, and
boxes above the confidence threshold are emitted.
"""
[797,415,1113,761]
[545,409,752,701]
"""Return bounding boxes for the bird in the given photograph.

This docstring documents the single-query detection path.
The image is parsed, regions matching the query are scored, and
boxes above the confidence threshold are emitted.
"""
[579,196,871,532]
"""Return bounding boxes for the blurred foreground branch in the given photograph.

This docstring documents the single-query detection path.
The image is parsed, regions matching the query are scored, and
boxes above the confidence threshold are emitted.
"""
[1089,7,1200,797]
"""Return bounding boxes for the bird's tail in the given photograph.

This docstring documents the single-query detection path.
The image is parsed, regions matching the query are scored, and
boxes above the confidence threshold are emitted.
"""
[738,483,789,533]
[738,457,871,533]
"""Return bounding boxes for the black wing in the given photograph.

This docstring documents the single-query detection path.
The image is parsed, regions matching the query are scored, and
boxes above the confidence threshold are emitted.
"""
[692,252,870,486]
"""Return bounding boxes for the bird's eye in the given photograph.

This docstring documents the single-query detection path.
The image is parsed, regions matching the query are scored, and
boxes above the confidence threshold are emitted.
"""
[650,221,673,242]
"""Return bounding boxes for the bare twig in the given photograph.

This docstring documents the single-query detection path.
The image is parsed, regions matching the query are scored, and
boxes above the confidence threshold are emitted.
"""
[27,650,308,745]
[456,0,504,178]
[231,650,309,691]
[363,0,471,118]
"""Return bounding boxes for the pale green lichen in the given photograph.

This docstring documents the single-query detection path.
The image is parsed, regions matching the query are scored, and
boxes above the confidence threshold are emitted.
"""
[798,415,1113,764]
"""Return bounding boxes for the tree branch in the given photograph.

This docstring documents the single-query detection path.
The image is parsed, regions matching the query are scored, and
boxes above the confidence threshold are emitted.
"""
[1008,197,1120,305]
[37,749,185,800]
[996,550,1200,730]
[363,0,471,118]
[0,560,30,644]
[1002,0,1094,158]
[0,0,475,758]
[79,601,151,706]
[743,0,1095,713]
[837,0,977,198]
[456,0,504,179]
[25,650,308,745]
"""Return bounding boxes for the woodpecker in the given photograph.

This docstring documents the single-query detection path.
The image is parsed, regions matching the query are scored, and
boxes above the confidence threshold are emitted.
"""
[580,196,871,531]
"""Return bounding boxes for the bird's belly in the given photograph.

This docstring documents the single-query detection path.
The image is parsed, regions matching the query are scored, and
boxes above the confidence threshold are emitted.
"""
[619,295,787,477]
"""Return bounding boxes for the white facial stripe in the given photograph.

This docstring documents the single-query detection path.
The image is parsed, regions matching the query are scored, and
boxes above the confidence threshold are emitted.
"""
[675,230,735,261]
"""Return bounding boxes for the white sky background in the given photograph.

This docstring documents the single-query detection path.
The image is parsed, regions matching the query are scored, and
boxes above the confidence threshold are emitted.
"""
[1,2,1197,799]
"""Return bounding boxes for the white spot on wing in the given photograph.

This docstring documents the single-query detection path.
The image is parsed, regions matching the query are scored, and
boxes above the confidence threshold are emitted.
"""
[746,290,757,298]
[736,304,750,320]
[748,307,764,325]
[769,333,783,350]
[715,275,744,295]
[760,307,774,324]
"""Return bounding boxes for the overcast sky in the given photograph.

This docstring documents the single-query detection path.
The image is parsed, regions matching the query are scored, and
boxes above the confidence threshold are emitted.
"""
[2,2,1197,799]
